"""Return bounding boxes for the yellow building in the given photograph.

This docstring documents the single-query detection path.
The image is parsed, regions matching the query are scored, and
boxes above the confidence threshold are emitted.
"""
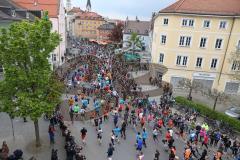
[73,11,106,39]
[151,0,240,94]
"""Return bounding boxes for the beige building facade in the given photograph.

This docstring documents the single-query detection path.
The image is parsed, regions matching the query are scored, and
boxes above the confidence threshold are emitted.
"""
[73,11,106,39]
[151,0,240,94]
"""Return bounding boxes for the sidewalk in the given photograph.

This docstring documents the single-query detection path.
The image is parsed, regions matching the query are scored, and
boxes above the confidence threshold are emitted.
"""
[173,89,231,113]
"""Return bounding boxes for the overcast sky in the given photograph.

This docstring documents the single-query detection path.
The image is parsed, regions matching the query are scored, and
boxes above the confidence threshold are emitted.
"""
[70,0,177,20]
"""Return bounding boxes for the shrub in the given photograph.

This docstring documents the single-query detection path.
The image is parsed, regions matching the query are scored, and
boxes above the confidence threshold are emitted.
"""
[175,96,240,132]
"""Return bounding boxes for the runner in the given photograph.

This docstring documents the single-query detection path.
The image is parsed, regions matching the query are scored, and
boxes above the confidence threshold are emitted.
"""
[80,127,87,145]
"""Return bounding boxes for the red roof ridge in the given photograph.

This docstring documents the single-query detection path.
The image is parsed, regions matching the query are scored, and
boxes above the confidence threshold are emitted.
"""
[175,0,185,10]
[13,1,57,5]
[159,0,240,16]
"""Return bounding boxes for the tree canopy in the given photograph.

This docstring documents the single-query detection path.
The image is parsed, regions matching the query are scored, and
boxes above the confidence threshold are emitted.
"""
[0,12,63,146]
[108,22,123,43]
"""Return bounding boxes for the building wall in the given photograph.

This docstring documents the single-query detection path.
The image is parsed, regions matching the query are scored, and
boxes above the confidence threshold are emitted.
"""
[151,14,240,94]
[49,0,66,67]
[58,0,66,65]
[74,18,105,39]
[98,29,111,41]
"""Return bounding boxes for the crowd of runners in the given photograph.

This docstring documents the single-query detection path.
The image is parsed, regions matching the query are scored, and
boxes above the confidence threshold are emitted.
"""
[60,38,240,160]
[3,39,238,160]
[56,39,240,160]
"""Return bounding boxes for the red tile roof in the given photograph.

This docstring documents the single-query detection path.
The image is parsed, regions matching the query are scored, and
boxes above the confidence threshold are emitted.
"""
[160,0,240,16]
[68,7,82,14]
[75,11,104,20]
[12,0,59,17]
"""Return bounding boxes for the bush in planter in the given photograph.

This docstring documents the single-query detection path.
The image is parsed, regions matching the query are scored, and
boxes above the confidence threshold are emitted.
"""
[175,96,240,132]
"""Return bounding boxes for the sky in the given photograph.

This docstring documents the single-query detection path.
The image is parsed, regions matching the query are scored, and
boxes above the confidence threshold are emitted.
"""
[70,0,177,20]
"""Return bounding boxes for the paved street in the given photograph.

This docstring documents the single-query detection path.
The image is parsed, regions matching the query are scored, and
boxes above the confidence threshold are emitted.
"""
[0,112,192,160]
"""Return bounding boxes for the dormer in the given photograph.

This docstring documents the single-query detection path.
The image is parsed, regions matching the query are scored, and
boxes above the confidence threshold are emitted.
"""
[26,12,29,19]
[11,9,16,17]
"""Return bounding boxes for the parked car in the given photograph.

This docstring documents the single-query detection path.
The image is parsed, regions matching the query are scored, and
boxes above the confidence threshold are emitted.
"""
[225,106,240,119]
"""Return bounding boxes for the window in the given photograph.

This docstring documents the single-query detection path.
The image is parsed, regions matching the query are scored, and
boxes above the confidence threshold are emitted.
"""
[215,39,223,49]
[176,55,188,66]
[196,57,203,68]
[159,53,164,63]
[11,10,16,17]
[210,58,218,69]
[203,20,210,28]
[182,19,194,27]
[200,37,207,48]
[237,40,240,51]
[185,37,191,46]
[179,36,191,47]
[189,19,194,26]
[176,56,181,65]
[219,21,227,29]
[163,18,168,25]
[161,35,166,44]
[52,54,57,62]
[225,82,239,94]
[182,56,188,66]
[182,19,187,26]
[26,12,29,19]
[231,60,240,71]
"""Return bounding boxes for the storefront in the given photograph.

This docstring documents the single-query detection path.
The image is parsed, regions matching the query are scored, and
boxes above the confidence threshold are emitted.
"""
[192,72,216,90]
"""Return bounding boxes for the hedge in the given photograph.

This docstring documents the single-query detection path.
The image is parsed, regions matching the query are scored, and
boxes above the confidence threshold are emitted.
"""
[175,96,240,132]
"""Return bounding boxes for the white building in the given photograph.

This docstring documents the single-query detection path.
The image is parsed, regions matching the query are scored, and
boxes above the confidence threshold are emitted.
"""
[123,17,150,52]
[13,0,66,67]
[66,7,83,37]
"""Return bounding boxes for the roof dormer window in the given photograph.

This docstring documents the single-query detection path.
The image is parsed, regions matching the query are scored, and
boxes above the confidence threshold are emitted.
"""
[26,12,29,19]
[11,10,16,17]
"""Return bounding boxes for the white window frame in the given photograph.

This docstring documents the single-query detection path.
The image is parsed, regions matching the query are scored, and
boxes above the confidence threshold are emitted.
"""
[199,37,207,48]
[237,39,240,51]
[210,58,218,69]
[219,20,228,29]
[26,12,29,19]
[176,55,188,67]
[231,60,240,71]
[196,57,203,68]
[11,10,16,17]
[203,20,210,28]
[181,18,194,27]
[52,54,57,62]
[179,36,192,47]
[215,38,223,49]
[159,53,164,64]
[163,18,169,25]
[161,35,167,45]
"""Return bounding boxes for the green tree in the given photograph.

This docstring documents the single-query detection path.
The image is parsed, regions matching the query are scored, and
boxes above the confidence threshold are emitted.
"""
[0,12,63,147]
[126,32,143,54]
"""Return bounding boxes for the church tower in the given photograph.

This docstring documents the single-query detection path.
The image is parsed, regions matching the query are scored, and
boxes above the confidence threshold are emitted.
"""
[86,0,91,12]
